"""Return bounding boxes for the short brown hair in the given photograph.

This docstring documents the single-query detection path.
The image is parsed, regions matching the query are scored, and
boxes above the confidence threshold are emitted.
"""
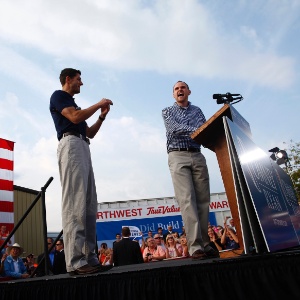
[121,227,131,237]
[173,81,190,92]
[59,68,81,85]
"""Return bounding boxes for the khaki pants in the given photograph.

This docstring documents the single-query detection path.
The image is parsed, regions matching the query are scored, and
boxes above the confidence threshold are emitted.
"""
[57,135,99,272]
[168,151,210,255]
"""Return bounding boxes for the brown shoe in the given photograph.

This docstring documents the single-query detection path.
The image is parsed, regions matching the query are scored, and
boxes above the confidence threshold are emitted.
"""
[92,264,113,272]
[69,264,100,276]
[192,249,207,260]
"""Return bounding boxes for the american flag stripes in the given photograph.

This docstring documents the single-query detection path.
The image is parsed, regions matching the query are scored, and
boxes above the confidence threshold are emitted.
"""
[0,138,14,238]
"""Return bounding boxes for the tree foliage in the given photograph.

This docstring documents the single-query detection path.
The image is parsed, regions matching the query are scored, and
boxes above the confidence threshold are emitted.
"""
[284,140,300,201]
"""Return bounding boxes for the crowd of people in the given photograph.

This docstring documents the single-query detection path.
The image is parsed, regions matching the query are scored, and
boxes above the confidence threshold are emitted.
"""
[0,217,239,280]
[0,237,67,280]
[99,218,239,267]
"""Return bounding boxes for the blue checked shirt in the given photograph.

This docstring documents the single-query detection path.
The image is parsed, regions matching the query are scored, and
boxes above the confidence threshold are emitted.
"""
[162,102,206,152]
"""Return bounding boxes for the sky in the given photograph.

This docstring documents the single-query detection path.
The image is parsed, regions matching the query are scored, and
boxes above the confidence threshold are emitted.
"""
[0,0,299,231]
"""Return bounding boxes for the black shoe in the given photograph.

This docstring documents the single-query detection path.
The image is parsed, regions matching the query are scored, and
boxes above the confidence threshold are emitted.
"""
[204,246,220,258]
[69,264,100,276]
[192,249,207,260]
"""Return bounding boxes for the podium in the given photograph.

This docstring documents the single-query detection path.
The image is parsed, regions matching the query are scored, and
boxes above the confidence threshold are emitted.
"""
[191,104,300,254]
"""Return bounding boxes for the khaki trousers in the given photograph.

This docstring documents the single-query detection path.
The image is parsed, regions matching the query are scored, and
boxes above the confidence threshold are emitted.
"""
[57,135,99,272]
[168,151,210,255]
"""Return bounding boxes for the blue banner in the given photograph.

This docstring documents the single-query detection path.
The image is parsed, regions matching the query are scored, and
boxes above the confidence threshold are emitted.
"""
[97,212,218,248]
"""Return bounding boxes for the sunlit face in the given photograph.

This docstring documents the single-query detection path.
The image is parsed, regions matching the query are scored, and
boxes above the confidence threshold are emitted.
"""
[147,239,155,248]
[173,82,191,106]
[180,237,187,245]
[166,236,175,245]
[154,235,161,245]
[68,73,83,95]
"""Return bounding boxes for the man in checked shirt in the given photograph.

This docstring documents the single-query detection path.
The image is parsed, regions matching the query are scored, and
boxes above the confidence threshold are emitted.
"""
[162,81,219,260]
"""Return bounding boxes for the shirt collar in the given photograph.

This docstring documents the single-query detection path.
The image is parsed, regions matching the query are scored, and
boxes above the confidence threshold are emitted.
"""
[173,101,191,109]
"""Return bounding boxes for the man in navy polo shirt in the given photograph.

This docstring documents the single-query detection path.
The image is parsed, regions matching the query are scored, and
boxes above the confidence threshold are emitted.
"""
[50,68,113,275]
[162,81,219,260]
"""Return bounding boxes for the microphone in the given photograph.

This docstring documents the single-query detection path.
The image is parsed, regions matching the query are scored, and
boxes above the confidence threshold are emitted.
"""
[213,93,240,99]
[212,92,243,105]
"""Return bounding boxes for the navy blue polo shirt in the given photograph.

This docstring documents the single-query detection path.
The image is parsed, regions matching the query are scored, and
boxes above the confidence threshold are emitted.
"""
[50,90,87,140]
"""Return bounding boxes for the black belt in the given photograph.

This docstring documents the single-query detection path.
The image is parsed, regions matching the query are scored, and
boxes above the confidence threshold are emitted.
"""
[61,132,90,145]
[168,148,200,153]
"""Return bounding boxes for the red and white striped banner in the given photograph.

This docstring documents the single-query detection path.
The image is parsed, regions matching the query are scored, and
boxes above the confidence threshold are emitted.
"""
[0,138,14,245]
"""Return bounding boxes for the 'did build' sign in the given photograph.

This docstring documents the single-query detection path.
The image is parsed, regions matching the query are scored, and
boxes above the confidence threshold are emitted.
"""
[96,194,230,247]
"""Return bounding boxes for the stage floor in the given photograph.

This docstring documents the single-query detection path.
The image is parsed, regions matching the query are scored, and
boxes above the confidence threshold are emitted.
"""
[1,248,300,300]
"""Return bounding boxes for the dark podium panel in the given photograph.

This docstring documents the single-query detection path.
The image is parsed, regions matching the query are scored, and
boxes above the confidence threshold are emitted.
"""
[191,104,300,253]
[225,117,300,252]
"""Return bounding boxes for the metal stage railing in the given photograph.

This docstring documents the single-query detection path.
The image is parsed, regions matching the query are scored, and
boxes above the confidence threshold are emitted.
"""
[0,176,59,277]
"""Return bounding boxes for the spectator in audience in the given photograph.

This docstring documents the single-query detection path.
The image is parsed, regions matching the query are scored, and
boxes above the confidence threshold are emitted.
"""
[139,232,146,253]
[157,227,163,238]
[143,238,166,262]
[140,233,145,249]
[172,232,180,244]
[98,243,108,264]
[144,236,151,246]
[216,225,224,237]
[55,238,66,272]
[165,234,182,258]
[102,248,113,266]
[4,243,29,279]
[113,233,121,246]
[147,231,153,238]
[208,227,224,252]
[0,225,11,248]
[100,242,108,250]
[25,254,36,275]
[0,248,6,260]
[211,225,222,238]
[180,236,189,257]
[154,234,166,250]
[141,236,153,254]
[36,237,67,276]
[98,249,106,264]
[55,239,65,253]
[0,249,8,276]
[221,225,240,250]
[228,218,236,232]
[163,225,177,242]
[113,227,143,266]
[180,226,186,237]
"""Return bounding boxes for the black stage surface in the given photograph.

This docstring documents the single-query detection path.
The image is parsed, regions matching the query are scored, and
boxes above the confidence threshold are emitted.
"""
[1,248,300,300]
